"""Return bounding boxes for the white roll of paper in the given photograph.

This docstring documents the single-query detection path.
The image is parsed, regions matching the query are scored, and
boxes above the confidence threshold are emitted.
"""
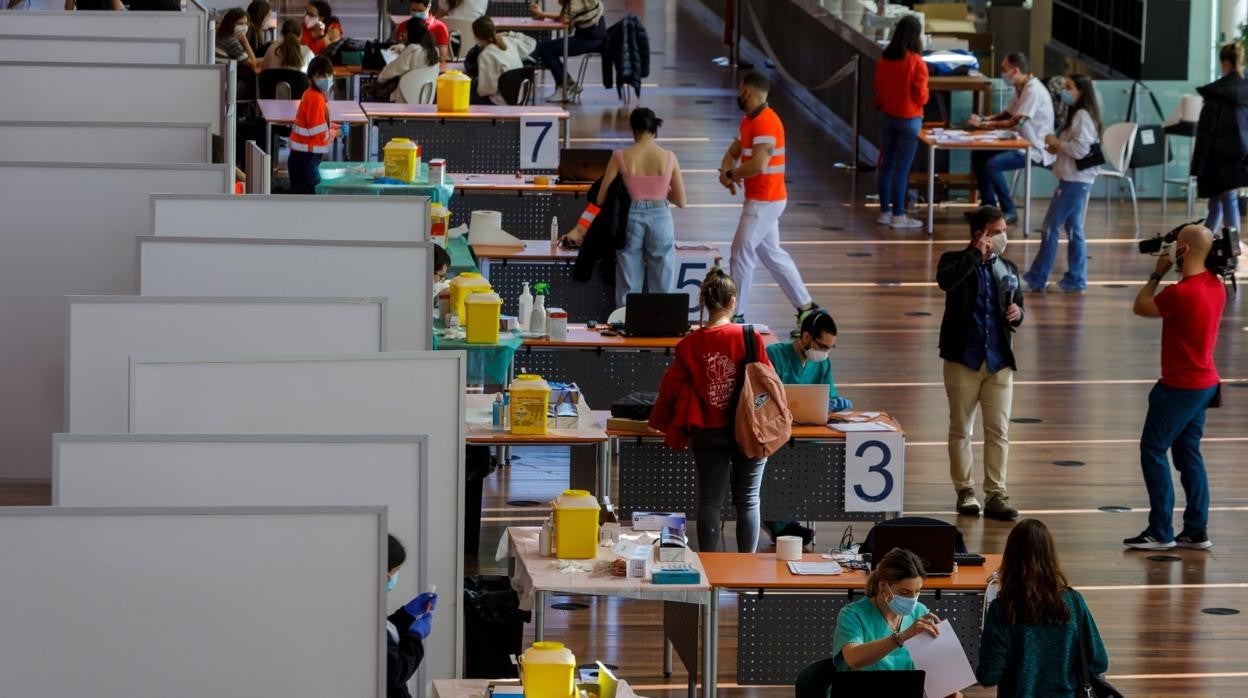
[776,535,804,561]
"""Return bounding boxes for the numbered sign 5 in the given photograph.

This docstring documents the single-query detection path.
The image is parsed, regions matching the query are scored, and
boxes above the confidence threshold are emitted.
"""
[674,250,724,322]
[520,116,560,171]
[844,432,904,513]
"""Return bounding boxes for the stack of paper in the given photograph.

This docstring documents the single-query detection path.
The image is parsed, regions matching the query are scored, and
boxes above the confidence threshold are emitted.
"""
[904,620,977,697]
[786,561,843,575]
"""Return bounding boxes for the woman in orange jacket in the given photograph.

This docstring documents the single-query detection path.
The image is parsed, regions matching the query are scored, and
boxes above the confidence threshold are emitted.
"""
[288,56,336,194]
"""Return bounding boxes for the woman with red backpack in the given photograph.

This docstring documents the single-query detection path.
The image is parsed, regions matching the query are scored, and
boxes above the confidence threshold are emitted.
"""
[649,264,774,552]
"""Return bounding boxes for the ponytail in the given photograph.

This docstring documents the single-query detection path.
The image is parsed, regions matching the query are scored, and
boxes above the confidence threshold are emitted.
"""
[1221,42,1245,77]
[472,16,507,51]
[698,257,737,326]
[277,18,304,69]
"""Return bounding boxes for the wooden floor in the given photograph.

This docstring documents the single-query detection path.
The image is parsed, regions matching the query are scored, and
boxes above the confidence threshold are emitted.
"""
[5,0,1247,695]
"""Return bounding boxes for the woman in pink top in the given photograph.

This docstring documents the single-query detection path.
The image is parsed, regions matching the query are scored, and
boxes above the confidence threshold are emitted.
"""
[596,108,688,307]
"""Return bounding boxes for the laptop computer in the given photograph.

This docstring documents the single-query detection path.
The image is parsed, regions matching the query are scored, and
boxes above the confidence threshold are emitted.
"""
[624,293,690,337]
[557,148,612,183]
[869,524,958,577]
[830,669,925,697]
[785,384,830,425]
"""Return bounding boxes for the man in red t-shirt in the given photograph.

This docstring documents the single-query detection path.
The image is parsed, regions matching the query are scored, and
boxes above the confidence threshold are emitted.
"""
[1125,225,1225,551]
[396,0,450,66]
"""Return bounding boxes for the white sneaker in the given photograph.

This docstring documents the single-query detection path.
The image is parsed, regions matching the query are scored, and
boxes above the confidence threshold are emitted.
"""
[876,213,892,225]
[545,87,570,103]
[890,215,923,229]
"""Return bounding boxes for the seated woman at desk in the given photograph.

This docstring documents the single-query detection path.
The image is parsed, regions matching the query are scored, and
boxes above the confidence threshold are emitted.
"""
[377,17,441,103]
[561,108,686,308]
[468,17,535,106]
[301,0,334,54]
[261,19,315,72]
[216,8,262,74]
[977,519,1109,697]
[386,534,437,698]
[761,309,852,547]
[528,0,606,103]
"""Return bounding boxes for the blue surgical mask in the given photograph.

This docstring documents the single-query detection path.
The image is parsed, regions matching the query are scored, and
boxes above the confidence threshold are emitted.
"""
[1059,89,1076,106]
[386,573,399,592]
[314,76,332,93]
[886,585,918,616]
[412,10,428,19]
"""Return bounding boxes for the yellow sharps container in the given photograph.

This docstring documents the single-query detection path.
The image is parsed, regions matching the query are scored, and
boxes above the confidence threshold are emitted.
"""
[519,641,576,698]
[508,374,549,435]
[436,70,472,112]
[553,489,599,559]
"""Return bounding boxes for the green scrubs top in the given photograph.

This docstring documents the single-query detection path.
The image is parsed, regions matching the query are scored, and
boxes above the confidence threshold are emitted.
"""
[832,595,930,672]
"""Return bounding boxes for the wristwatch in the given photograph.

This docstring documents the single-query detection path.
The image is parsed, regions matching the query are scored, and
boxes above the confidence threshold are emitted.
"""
[891,631,904,648]
[1149,272,1163,282]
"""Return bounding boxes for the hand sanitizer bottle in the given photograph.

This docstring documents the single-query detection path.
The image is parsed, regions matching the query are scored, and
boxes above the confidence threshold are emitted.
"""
[529,288,547,336]
[517,282,533,333]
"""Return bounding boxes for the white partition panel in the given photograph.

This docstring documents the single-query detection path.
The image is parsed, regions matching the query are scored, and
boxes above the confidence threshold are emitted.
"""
[151,193,430,241]
[0,161,229,479]
[0,121,213,164]
[244,140,271,194]
[0,506,386,698]
[138,237,432,350]
[0,35,185,63]
[0,62,224,132]
[66,296,387,434]
[128,352,465,682]
[53,435,427,623]
[0,11,208,64]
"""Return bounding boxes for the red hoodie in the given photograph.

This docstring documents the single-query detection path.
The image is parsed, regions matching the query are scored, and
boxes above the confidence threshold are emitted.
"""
[873,51,929,119]
[648,324,772,450]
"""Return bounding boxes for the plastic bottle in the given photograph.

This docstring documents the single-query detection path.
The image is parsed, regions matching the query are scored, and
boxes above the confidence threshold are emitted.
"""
[517,282,533,333]
[529,288,547,336]
[550,216,559,245]
[491,393,504,430]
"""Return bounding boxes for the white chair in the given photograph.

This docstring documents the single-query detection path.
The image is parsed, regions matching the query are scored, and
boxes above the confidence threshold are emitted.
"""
[398,64,439,104]
[443,17,476,60]
[1100,121,1141,237]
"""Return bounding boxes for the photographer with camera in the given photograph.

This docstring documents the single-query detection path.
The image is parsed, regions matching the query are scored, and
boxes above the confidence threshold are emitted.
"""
[1125,225,1226,551]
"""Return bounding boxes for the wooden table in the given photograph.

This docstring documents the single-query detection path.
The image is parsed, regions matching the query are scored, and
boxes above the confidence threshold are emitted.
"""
[503,526,711,698]
[698,552,1001,693]
[451,173,592,241]
[363,103,572,171]
[919,128,1032,236]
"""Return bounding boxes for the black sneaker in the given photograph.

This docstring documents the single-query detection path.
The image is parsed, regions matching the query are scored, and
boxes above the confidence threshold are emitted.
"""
[1175,531,1213,550]
[792,303,822,338]
[731,314,746,324]
[1123,532,1176,550]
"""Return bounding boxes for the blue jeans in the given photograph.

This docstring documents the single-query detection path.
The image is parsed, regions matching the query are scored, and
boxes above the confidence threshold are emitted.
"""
[531,18,606,85]
[878,115,921,216]
[1205,189,1240,234]
[1025,180,1091,290]
[971,149,1028,215]
[615,200,677,307]
[690,428,767,552]
[1140,381,1218,541]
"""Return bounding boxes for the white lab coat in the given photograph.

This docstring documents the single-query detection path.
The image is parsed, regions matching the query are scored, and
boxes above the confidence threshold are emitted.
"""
[476,32,535,105]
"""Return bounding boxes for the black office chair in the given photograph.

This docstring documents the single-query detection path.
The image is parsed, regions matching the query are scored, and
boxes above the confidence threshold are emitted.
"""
[258,68,310,100]
[794,656,838,698]
[498,65,535,106]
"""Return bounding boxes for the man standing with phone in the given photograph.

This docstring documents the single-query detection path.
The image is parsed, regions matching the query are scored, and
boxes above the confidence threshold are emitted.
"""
[1125,225,1225,550]
[937,206,1025,521]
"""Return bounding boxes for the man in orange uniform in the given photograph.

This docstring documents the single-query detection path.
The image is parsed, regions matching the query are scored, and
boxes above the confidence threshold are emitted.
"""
[718,71,819,335]
[288,56,337,195]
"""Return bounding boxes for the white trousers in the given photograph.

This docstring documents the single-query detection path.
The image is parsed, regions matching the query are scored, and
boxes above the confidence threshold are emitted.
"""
[729,198,812,316]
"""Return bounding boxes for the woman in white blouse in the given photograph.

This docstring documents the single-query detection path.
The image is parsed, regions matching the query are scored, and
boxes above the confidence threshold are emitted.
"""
[469,16,535,105]
[261,19,315,72]
[1023,73,1102,293]
[441,0,487,20]
[377,17,441,103]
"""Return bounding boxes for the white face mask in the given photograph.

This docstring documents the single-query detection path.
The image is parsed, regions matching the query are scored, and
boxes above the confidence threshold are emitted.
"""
[234,24,249,35]
[804,346,829,362]
[304,14,318,28]
[990,232,1008,256]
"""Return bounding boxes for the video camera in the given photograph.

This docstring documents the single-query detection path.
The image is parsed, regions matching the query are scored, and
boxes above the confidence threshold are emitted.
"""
[1138,220,1241,293]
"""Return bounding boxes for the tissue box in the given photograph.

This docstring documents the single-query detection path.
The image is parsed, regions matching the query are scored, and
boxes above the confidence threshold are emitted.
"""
[632,512,686,532]
[626,545,649,579]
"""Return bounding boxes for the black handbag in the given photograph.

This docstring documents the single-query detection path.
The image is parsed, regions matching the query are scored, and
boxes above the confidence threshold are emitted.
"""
[1076,600,1123,698]
[1076,142,1106,171]
[1126,82,1172,169]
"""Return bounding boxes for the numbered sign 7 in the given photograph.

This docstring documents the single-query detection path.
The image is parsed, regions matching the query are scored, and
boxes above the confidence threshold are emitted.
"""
[520,116,560,171]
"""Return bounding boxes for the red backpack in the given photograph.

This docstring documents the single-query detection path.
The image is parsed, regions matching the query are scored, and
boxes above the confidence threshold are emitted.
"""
[734,326,792,458]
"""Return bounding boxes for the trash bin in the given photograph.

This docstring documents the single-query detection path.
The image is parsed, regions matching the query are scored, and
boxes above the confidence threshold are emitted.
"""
[463,575,531,678]
[464,445,494,555]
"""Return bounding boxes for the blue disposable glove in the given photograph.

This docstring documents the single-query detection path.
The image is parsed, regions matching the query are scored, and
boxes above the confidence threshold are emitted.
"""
[403,591,438,618]
[829,395,853,413]
[409,611,434,639]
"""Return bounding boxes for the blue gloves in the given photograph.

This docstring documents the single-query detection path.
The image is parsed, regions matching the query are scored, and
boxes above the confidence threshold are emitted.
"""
[829,395,853,413]
[403,592,438,639]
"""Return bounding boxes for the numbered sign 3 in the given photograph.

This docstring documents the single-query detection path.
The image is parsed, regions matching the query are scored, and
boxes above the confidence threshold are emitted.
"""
[844,432,905,513]
[520,116,560,171]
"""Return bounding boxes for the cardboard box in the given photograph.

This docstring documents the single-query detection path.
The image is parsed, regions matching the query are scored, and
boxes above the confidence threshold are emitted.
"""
[626,545,649,579]
[632,511,686,532]
[606,417,659,434]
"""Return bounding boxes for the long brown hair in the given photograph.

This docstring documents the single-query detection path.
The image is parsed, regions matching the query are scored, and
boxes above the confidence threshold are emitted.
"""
[219,8,248,39]
[698,258,736,326]
[472,16,507,51]
[997,519,1071,625]
[866,547,926,597]
[1062,73,1103,136]
[276,19,304,68]
[1221,42,1245,77]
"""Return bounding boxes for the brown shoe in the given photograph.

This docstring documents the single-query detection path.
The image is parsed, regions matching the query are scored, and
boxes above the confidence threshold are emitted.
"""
[955,488,981,516]
[984,493,1019,521]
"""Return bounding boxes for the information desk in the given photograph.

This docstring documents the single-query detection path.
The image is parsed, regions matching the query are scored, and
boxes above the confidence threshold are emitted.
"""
[363,103,571,173]
[700,552,1000,691]
[452,173,591,240]
[517,324,776,413]
[315,161,454,203]
[605,415,905,525]
[920,128,1032,236]
[504,526,712,698]
[256,98,368,161]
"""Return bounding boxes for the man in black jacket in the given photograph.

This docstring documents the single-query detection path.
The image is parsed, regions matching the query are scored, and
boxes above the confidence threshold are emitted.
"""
[937,206,1025,521]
